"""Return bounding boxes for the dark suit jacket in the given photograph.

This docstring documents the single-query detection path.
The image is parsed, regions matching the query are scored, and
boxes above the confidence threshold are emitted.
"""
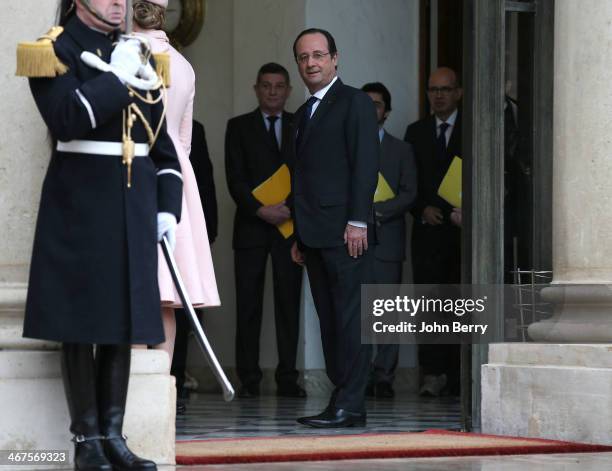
[190,120,218,243]
[291,79,380,248]
[374,131,417,262]
[404,111,462,221]
[225,109,295,249]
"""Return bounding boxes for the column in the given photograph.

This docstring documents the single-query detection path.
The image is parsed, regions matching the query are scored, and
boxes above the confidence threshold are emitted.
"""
[527,0,612,342]
[482,0,612,444]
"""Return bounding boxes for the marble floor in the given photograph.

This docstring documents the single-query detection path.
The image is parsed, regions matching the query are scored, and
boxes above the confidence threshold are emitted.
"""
[176,392,463,440]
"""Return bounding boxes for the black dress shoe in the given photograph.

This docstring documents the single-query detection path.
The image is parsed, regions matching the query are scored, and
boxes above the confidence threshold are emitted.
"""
[375,382,395,398]
[276,384,307,398]
[296,409,329,426]
[297,407,366,428]
[237,385,260,398]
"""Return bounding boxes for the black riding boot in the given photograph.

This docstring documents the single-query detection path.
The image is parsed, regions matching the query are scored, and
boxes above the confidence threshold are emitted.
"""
[96,345,157,471]
[61,343,113,471]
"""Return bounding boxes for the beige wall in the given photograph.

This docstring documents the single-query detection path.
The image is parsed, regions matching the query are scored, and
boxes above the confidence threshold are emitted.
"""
[306,0,420,137]
[0,1,57,284]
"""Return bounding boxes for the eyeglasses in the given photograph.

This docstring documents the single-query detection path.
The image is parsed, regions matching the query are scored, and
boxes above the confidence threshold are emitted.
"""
[427,86,457,95]
[297,51,331,64]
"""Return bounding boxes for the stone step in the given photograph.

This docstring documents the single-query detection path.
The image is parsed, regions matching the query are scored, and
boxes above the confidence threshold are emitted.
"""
[0,349,175,464]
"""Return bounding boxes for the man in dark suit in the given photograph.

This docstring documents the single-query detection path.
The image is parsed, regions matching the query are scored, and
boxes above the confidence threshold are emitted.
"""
[404,67,462,397]
[361,82,417,399]
[225,63,305,398]
[290,29,380,427]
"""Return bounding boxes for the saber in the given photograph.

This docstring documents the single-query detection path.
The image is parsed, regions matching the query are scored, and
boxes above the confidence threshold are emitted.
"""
[160,236,235,401]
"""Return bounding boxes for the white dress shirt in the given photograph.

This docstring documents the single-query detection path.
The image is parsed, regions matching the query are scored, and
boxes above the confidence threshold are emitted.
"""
[308,75,339,117]
[435,108,458,146]
[261,111,282,149]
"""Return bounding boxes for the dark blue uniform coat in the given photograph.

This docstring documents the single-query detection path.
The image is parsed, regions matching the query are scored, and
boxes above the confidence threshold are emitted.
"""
[23,16,182,345]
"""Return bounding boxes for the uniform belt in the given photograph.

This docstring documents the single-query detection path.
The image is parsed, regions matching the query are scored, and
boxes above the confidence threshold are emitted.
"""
[57,140,149,157]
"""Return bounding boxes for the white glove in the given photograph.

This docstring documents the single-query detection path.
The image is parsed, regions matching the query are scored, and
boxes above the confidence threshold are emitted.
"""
[110,38,143,78]
[138,61,159,82]
[157,212,177,251]
[81,52,162,90]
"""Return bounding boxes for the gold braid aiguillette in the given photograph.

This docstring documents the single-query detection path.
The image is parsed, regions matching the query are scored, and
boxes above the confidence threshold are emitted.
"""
[121,86,168,188]
[122,109,136,188]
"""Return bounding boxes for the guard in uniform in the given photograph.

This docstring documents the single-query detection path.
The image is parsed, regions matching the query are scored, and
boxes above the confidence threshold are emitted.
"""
[17,1,182,470]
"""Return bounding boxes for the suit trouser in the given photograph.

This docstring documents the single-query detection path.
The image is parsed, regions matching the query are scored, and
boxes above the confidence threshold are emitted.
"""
[370,258,402,384]
[304,245,373,413]
[234,240,303,388]
[412,222,461,392]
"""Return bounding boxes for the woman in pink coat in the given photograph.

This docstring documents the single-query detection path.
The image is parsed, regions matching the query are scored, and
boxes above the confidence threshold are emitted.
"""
[133,0,220,363]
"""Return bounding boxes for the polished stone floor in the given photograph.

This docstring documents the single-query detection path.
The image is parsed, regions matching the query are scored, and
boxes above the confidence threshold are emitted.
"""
[176,392,463,440]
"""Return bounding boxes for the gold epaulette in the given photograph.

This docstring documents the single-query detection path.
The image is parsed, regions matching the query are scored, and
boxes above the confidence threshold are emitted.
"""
[153,52,171,87]
[16,26,68,78]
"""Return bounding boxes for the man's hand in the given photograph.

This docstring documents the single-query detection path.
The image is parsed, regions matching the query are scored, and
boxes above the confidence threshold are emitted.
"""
[291,241,304,266]
[450,207,462,227]
[110,38,143,78]
[344,224,368,258]
[423,205,444,225]
[256,202,291,226]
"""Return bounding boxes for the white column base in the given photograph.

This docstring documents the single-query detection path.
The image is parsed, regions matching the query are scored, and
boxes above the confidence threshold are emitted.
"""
[482,343,612,444]
[528,285,612,342]
[0,349,176,465]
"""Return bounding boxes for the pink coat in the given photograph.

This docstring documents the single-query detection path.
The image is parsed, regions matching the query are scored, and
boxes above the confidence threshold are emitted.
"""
[140,30,220,308]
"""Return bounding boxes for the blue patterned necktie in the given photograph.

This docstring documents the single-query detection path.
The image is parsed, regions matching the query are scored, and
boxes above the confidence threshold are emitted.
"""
[436,122,450,163]
[267,115,280,151]
[296,96,318,150]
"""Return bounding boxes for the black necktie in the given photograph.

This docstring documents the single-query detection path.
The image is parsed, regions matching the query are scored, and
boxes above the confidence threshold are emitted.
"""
[267,115,280,151]
[296,96,318,150]
[436,122,450,163]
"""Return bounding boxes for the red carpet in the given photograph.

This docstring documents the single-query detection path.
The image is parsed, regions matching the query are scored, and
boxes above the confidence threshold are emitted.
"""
[175,430,612,465]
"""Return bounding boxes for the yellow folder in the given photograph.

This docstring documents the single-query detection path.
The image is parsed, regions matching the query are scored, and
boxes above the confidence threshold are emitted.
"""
[374,172,395,203]
[252,164,294,238]
[437,156,462,208]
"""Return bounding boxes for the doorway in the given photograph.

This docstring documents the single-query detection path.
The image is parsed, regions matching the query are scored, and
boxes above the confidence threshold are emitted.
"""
[422,0,554,430]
